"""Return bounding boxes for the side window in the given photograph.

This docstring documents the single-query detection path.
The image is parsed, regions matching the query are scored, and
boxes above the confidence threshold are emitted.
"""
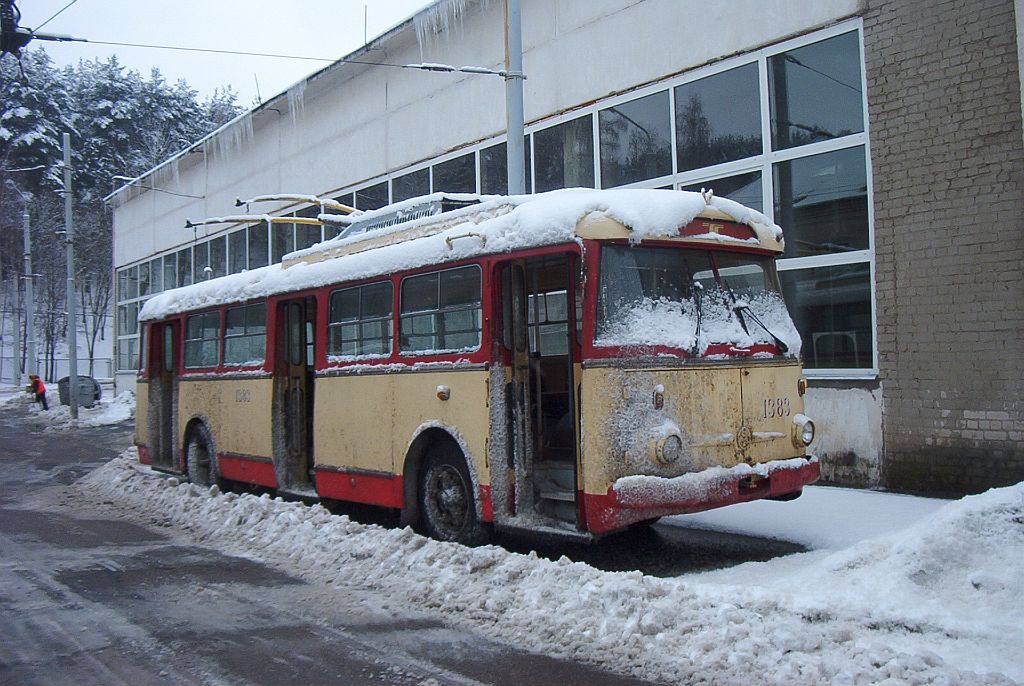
[328,282,393,358]
[400,265,482,354]
[184,311,221,368]
[224,303,267,365]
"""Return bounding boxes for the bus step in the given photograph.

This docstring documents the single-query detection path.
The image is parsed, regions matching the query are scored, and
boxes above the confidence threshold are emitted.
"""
[277,486,319,503]
[538,489,575,502]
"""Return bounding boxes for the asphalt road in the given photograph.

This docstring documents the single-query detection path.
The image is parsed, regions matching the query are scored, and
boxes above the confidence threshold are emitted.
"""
[0,402,658,686]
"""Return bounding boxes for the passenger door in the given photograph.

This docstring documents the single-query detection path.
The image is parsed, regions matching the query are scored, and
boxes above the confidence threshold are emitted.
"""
[496,254,579,526]
[273,297,316,492]
[149,320,179,470]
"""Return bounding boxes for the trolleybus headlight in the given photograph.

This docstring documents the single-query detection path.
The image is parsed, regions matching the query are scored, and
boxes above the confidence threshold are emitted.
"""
[792,417,815,448]
[656,434,684,465]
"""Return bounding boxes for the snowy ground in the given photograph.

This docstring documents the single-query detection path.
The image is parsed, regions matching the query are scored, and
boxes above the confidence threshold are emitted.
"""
[7,382,1020,685]
[0,383,135,430]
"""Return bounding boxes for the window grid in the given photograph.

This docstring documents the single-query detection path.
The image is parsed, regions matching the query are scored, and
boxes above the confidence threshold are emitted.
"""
[328,282,394,358]
[224,303,267,366]
[400,266,482,354]
[184,311,221,369]
[116,21,870,378]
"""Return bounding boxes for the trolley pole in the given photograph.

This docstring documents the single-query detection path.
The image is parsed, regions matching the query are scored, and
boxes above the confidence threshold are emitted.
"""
[63,133,79,418]
[504,0,526,195]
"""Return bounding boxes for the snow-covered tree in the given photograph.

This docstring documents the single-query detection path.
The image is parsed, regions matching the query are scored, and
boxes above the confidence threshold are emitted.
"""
[0,47,242,380]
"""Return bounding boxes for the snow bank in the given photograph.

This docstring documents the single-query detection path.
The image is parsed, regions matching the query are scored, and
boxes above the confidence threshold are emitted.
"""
[29,390,135,431]
[79,454,1021,685]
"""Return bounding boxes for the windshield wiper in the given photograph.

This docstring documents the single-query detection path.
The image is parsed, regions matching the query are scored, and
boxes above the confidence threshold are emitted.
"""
[732,298,789,354]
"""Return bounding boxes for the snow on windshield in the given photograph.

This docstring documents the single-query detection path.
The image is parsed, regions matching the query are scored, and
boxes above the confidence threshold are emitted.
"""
[596,246,801,355]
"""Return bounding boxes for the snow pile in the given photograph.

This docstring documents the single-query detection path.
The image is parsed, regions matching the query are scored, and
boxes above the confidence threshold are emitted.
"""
[79,454,1021,685]
[31,390,135,431]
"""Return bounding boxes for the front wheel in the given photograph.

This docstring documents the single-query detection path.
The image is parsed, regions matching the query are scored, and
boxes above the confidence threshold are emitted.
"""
[186,424,220,488]
[419,443,489,546]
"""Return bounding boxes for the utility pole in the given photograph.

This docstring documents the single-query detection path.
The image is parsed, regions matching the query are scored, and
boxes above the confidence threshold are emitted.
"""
[5,176,37,385]
[63,133,79,418]
[504,0,526,195]
[21,196,35,379]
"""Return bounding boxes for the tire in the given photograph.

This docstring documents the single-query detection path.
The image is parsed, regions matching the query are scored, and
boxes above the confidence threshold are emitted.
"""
[186,424,220,488]
[419,442,490,546]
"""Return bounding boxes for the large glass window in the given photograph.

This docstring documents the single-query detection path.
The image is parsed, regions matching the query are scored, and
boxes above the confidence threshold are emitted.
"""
[228,230,246,274]
[600,90,672,187]
[392,168,430,203]
[248,223,269,269]
[117,302,139,336]
[209,236,227,279]
[163,255,176,290]
[400,266,482,353]
[194,241,211,282]
[534,114,594,192]
[329,281,393,357]
[681,171,763,213]
[355,181,389,210]
[294,206,322,251]
[773,146,868,258]
[271,223,295,263]
[432,153,476,194]
[137,262,151,298]
[149,257,163,293]
[176,248,193,287]
[675,63,761,172]
[224,303,266,365]
[123,266,139,300]
[184,310,221,368]
[480,139,532,195]
[769,30,864,150]
[780,264,872,369]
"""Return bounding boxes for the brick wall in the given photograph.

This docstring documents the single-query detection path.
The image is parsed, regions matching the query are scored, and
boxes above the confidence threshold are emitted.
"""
[864,0,1024,495]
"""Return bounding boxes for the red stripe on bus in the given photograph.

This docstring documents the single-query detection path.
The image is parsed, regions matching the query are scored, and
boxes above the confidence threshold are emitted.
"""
[314,469,404,509]
[136,443,153,465]
[218,453,279,488]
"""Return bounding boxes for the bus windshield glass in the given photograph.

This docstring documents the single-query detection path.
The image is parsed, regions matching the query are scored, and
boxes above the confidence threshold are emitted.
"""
[596,245,799,355]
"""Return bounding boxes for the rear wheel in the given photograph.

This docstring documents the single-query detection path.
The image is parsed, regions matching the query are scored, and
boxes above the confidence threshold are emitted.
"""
[186,424,220,488]
[419,443,489,546]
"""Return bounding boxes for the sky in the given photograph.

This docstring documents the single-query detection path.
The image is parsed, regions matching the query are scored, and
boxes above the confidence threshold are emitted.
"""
[17,0,436,106]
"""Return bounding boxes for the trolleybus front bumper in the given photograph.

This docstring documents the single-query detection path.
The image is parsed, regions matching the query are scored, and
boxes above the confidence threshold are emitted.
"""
[585,455,820,534]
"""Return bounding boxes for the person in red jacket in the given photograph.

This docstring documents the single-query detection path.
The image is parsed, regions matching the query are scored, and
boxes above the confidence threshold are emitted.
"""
[28,374,48,410]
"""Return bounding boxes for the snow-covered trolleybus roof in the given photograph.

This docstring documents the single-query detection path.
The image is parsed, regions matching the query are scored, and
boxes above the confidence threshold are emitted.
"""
[139,188,784,322]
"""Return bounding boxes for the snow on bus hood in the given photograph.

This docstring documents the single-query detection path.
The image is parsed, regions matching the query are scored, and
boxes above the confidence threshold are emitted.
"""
[139,189,781,321]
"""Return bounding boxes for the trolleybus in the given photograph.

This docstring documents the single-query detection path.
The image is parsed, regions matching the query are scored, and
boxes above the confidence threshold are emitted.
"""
[134,188,819,543]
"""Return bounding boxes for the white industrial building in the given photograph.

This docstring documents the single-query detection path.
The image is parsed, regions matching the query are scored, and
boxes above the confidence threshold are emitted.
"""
[108,0,1024,494]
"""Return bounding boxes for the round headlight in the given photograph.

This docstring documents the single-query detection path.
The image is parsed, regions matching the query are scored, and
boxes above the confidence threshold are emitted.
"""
[657,435,684,465]
[797,419,815,447]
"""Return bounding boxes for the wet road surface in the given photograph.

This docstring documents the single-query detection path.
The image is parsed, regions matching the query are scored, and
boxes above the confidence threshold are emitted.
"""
[0,402,657,686]
[0,399,807,685]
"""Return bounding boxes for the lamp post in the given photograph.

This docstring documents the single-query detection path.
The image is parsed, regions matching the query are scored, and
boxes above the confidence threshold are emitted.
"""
[63,133,79,418]
[504,0,526,195]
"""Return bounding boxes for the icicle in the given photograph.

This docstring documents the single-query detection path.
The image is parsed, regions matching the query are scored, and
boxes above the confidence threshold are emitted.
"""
[287,81,306,126]
[413,0,493,51]
[213,113,255,160]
